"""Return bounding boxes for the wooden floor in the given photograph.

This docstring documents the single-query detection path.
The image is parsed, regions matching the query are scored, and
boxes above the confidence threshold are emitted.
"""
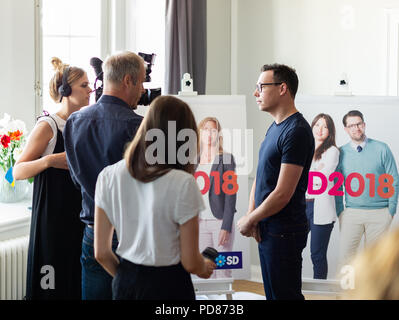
[232,280,338,300]
[232,280,265,296]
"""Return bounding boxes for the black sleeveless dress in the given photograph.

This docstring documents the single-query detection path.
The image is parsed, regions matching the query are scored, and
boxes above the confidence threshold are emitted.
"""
[26,116,84,300]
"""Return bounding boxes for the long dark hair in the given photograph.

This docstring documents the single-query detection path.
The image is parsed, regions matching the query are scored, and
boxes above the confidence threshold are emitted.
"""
[311,113,337,161]
[124,95,198,182]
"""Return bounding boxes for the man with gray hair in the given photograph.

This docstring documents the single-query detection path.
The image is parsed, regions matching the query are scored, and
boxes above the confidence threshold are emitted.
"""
[64,51,146,300]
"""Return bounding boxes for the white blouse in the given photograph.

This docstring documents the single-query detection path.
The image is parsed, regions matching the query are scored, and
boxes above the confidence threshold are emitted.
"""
[308,146,340,225]
[95,160,205,266]
[196,163,214,220]
[33,114,66,157]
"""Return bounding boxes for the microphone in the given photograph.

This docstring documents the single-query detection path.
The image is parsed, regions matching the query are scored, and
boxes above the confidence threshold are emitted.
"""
[90,57,103,80]
[90,57,104,102]
[201,247,218,261]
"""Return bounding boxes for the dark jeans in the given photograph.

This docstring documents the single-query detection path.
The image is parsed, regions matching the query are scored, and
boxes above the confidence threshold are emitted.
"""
[112,258,195,300]
[305,201,334,279]
[81,225,118,300]
[258,220,308,300]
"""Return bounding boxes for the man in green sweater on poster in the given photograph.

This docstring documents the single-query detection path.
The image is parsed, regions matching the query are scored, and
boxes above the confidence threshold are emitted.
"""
[335,110,399,267]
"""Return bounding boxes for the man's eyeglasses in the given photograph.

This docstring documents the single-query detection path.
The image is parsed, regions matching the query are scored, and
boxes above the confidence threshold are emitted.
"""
[346,122,364,130]
[255,82,283,92]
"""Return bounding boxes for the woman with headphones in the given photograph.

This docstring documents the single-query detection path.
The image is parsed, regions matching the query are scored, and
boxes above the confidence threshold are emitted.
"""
[14,57,92,299]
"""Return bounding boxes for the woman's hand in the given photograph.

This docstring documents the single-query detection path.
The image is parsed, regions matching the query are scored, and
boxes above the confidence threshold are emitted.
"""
[218,229,230,246]
[13,121,54,180]
[94,206,119,277]
[197,258,217,279]
[180,216,218,278]
[47,152,69,170]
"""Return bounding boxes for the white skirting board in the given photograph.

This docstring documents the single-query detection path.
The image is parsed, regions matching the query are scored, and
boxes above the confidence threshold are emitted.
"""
[250,264,341,297]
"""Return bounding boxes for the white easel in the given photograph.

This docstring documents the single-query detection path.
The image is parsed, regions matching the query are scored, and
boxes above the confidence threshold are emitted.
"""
[193,279,234,300]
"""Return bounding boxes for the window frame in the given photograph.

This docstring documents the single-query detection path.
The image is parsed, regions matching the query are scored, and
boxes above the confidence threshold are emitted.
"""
[34,0,112,116]
[34,0,165,116]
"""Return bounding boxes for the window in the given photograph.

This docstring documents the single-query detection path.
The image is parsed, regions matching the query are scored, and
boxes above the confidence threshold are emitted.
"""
[40,0,103,114]
[127,0,166,92]
[37,0,166,114]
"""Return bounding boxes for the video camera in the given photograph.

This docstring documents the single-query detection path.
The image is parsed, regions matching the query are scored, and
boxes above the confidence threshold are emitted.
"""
[90,52,161,105]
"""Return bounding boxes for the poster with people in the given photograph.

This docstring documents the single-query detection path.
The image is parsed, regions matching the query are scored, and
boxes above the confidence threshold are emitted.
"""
[181,95,251,280]
[137,95,251,280]
[298,95,399,281]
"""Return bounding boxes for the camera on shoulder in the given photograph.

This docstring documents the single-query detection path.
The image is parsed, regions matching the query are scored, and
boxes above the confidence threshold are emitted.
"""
[89,52,162,105]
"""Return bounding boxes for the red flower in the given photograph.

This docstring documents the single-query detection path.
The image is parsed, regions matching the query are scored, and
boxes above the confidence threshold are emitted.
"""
[1,134,11,148]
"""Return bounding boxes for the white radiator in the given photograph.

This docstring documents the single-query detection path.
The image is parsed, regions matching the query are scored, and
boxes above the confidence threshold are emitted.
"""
[0,236,29,300]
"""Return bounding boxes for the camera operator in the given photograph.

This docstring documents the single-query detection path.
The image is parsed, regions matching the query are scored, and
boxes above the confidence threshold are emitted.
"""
[90,53,161,105]
[64,51,145,300]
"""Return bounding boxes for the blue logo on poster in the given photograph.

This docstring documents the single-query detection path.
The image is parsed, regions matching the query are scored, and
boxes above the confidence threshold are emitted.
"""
[214,252,242,269]
[216,255,226,267]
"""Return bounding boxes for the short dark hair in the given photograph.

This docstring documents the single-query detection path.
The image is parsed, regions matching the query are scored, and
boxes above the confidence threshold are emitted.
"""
[342,110,364,127]
[261,64,299,98]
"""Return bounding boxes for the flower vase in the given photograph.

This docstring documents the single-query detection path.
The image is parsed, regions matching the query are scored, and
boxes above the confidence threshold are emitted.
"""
[0,169,30,203]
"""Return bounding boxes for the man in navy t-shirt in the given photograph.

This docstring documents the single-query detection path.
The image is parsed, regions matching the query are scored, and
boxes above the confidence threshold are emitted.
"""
[237,64,314,300]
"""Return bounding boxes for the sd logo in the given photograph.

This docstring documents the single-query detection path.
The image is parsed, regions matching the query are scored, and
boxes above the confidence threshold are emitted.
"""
[214,252,242,269]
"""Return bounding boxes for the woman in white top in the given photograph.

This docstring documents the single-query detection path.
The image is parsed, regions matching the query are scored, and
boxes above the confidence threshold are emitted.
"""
[196,117,237,279]
[306,113,339,279]
[13,57,92,299]
[94,95,216,300]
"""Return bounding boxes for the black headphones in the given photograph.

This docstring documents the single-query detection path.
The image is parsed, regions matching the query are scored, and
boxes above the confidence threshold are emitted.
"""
[58,67,72,102]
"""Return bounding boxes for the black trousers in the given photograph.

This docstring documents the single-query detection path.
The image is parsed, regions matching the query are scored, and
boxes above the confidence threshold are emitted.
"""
[112,258,195,300]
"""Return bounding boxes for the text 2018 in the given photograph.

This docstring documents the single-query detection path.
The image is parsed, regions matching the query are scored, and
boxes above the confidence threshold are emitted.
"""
[195,171,239,195]
[308,172,394,198]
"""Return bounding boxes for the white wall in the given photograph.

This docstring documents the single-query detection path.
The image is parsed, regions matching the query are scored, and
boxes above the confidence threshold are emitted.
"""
[233,0,399,96]
[206,0,231,95]
[0,0,36,131]
[233,0,399,177]
[247,0,399,96]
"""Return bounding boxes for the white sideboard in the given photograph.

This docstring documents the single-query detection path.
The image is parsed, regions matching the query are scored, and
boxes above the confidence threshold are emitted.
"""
[0,200,31,241]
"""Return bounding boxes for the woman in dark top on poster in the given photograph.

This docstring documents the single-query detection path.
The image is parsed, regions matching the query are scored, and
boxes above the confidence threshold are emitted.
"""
[13,58,92,299]
[196,117,237,278]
